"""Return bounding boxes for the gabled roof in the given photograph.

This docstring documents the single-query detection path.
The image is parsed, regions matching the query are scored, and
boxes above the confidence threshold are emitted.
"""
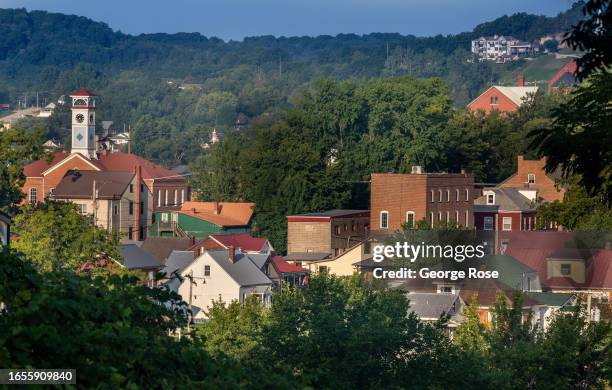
[179,201,255,227]
[23,151,185,182]
[118,244,162,270]
[52,171,134,200]
[467,85,539,109]
[474,188,535,212]
[406,293,462,321]
[272,255,309,274]
[141,237,194,263]
[207,234,268,252]
[207,250,272,287]
[162,250,196,276]
[485,255,539,290]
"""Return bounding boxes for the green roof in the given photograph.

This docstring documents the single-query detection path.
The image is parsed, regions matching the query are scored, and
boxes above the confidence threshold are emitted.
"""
[485,255,538,289]
[527,292,574,307]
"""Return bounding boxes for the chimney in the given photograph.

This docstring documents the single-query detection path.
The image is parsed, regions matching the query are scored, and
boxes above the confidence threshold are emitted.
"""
[214,201,221,215]
[517,74,525,87]
[411,166,423,174]
[460,168,466,175]
[134,165,142,241]
[228,246,236,263]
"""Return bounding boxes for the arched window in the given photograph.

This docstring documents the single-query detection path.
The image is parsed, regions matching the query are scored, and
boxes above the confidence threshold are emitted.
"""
[157,190,162,207]
[465,210,470,227]
[430,212,434,228]
[455,211,459,226]
[446,189,450,202]
[456,189,460,202]
[438,189,443,202]
[465,188,469,201]
[430,190,435,203]
[405,211,415,228]
[380,211,389,229]
[29,188,37,204]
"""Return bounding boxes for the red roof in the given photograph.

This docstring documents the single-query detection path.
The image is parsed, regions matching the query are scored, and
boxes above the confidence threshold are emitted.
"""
[272,256,309,274]
[23,152,184,181]
[97,153,179,181]
[23,152,70,177]
[208,234,268,252]
[70,88,97,97]
[504,231,612,290]
[548,60,577,89]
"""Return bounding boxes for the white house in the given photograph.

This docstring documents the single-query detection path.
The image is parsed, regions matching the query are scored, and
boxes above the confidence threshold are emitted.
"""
[164,248,273,321]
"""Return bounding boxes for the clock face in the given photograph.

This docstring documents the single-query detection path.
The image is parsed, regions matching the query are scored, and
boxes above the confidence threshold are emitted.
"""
[74,99,87,106]
[76,114,85,123]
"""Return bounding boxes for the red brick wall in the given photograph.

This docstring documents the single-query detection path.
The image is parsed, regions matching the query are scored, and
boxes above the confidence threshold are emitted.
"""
[468,87,519,114]
[371,173,474,232]
[499,156,565,202]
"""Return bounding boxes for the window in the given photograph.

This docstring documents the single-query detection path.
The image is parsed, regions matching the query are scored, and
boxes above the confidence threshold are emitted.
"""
[140,201,144,215]
[486,194,495,205]
[465,210,469,227]
[438,212,442,222]
[174,189,178,206]
[164,190,168,206]
[29,188,37,203]
[560,263,571,276]
[430,190,435,202]
[438,285,454,294]
[129,184,133,193]
[455,189,460,202]
[430,212,434,228]
[380,211,389,229]
[128,227,133,240]
[406,211,415,228]
[129,201,134,215]
[446,189,450,202]
[78,204,87,214]
[351,224,357,232]
[490,95,499,105]
[446,211,449,222]
[465,189,469,201]
[157,190,162,207]
[161,213,169,223]
[319,266,328,273]
[180,189,185,205]
[335,225,341,235]
[527,173,535,184]
[455,211,459,224]
[114,204,119,215]
[204,265,211,276]
[484,216,494,231]
[140,183,144,192]
[438,189,443,202]
[502,217,512,231]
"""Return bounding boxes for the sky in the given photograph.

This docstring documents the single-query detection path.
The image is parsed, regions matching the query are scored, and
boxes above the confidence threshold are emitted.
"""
[0,0,575,41]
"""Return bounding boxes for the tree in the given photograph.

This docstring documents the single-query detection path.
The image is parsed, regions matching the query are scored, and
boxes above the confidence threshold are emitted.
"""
[11,201,119,272]
[542,39,559,53]
[454,294,488,354]
[564,0,612,80]
[0,127,44,214]
[0,250,290,388]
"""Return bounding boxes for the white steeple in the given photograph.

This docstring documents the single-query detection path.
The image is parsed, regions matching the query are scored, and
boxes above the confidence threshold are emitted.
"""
[70,88,97,159]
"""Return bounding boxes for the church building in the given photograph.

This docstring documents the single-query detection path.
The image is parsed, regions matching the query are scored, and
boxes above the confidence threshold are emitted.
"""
[21,88,190,239]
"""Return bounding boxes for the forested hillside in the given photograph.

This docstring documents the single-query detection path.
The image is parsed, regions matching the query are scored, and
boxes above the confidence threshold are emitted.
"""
[0,4,584,166]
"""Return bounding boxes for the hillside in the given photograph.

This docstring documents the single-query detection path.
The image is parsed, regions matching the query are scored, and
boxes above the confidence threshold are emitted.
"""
[0,3,585,166]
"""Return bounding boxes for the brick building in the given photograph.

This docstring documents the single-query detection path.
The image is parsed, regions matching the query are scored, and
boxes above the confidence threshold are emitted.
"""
[467,76,538,114]
[370,168,474,232]
[21,89,189,227]
[286,210,370,258]
[474,188,537,232]
[498,155,565,202]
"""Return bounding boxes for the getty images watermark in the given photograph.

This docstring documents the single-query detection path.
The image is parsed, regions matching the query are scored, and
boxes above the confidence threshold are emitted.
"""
[371,242,499,280]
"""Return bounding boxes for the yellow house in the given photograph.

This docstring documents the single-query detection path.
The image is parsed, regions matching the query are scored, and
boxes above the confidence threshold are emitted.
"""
[291,238,382,276]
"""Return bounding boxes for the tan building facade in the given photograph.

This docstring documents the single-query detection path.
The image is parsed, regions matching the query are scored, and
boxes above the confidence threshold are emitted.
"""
[287,210,370,258]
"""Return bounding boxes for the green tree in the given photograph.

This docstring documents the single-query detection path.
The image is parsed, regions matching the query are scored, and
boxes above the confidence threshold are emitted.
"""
[0,127,44,214]
[11,201,119,272]
[454,294,488,354]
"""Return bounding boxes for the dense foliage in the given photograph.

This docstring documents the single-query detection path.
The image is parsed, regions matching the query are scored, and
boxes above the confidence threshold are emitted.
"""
[191,77,564,252]
[0,4,585,166]
[12,201,120,272]
[0,250,294,388]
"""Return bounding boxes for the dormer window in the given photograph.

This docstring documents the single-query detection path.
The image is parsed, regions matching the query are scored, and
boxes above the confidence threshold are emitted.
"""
[486,194,495,205]
[490,96,499,105]
[527,173,535,184]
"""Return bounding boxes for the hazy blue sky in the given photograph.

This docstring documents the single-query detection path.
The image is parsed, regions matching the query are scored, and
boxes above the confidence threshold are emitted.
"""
[0,0,575,40]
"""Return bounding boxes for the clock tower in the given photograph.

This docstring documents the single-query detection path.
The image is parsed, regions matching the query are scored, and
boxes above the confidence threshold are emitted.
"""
[70,88,97,159]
